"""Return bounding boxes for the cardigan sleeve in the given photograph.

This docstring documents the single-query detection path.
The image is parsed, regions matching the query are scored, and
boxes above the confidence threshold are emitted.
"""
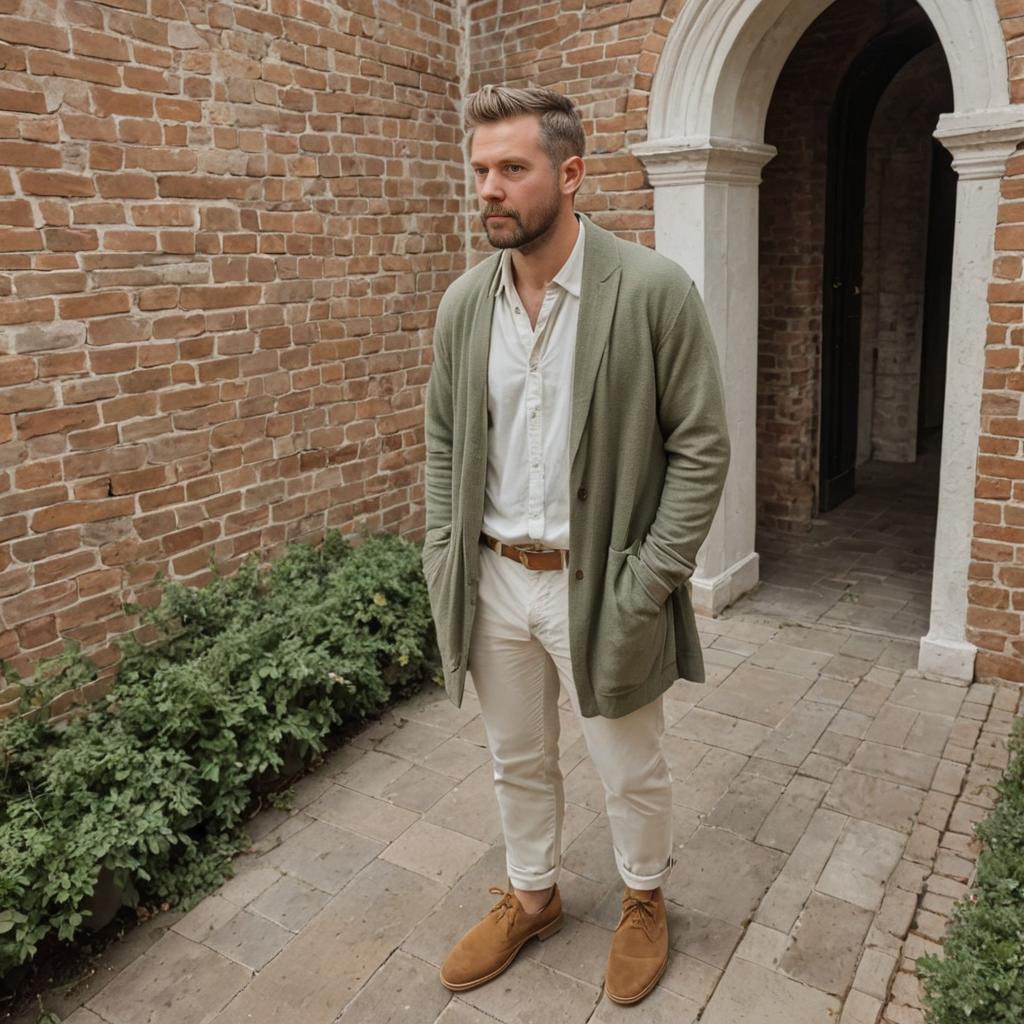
[637,280,731,601]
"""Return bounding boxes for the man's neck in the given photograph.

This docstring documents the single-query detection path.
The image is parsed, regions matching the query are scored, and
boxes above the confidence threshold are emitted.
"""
[510,211,580,294]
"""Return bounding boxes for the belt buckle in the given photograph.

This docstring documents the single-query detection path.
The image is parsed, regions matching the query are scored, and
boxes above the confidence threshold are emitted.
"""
[518,549,530,568]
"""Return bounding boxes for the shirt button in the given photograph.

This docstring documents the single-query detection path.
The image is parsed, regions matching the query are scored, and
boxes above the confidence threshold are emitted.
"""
[577,487,587,500]
[575,569,584,581]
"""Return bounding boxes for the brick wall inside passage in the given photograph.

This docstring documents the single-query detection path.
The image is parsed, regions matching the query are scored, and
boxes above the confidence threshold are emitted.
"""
[756,0,923,532]
[0,0,463,700]
[859,44,952,465]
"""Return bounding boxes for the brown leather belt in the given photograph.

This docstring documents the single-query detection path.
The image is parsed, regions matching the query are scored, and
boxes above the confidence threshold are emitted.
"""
[481,533,568,571]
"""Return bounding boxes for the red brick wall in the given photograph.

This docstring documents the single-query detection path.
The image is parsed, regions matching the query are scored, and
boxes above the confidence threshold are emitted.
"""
[465,0,674,248]
[0,0,463,701]
[971,148,1024,684]
[967,0,1024,683]
[1,0,1021,694]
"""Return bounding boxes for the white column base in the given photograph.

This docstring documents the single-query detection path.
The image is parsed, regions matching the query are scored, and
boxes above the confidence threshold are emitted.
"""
[691,551,760,617]
[918,633,976,682]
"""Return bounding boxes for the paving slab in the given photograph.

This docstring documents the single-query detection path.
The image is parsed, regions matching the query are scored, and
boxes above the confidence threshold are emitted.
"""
[249,874,332,932]
[381,819,490,887]
[817,819,906,911]
[336,950,451,1023]
[780,892,873,995]
[260,818,383,893]
[754,700,837,767]
[589,986,700,1023]
[525,914,611,988]
[825,767,924,833]
[211,860,445,1024]
[457,956,601,1024]
[87,932,251,1024]
[381,764,458,812]
[701,956,842,1024]
[305,784,419,842]
[666,826,787,926]
[424,763,504,843]
[700,665,813,728]
[204,907,293,971]
[671,706,773,754]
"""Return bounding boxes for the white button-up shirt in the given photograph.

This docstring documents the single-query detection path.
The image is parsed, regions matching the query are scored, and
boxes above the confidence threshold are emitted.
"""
[482,217,585,550]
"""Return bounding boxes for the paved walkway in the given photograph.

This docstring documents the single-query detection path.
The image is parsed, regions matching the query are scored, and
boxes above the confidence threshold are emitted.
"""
[15,460,1022,1024]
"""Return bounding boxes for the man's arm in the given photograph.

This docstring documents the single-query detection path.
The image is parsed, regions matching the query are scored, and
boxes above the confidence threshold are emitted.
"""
[636,280,731,601]
[424,315,454,534]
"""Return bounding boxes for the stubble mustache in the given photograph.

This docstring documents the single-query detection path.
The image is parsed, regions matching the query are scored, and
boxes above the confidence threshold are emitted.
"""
[480,205,520,224]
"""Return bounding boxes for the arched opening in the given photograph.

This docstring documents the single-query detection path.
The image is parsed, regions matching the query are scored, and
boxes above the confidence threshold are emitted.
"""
[633,0,1019,680]
[750,0,955,644]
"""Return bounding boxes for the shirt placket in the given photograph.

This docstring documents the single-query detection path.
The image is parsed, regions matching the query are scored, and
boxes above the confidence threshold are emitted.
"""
[513,287,564,543]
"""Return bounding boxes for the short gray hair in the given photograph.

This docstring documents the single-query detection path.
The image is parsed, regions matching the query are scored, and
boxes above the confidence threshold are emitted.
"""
[465,84,585,167]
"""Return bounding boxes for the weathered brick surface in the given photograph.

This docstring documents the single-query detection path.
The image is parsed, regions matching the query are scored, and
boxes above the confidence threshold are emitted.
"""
[973,136,1024,681]
[2,0,1024,697]
[0,0,462,696]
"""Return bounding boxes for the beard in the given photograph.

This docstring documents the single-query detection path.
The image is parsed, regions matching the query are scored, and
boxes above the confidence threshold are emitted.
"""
[480,187,561,251]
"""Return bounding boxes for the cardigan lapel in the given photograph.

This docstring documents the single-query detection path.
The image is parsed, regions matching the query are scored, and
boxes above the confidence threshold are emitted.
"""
[461,256,500,537]
[570,216,622,463]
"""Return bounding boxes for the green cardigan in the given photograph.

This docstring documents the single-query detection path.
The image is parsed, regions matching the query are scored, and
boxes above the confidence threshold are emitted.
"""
[423,215,730,719]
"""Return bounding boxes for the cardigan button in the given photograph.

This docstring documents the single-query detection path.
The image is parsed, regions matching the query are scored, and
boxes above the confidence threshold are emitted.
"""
[575,569,584,580]
[577,487,587,500]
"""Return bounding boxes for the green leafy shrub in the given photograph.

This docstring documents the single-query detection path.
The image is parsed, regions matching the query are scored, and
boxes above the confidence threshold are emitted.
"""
[919,717,1024,1024]
[0,532,438,978]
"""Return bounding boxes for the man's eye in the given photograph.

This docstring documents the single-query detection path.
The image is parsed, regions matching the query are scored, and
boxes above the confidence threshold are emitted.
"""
[506,165,523,173]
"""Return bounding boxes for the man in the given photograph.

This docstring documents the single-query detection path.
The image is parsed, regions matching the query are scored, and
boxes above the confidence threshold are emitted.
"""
[422,84,730,1006]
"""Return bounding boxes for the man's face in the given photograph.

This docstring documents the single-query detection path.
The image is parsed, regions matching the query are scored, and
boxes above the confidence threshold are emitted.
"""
[469,114,563,251]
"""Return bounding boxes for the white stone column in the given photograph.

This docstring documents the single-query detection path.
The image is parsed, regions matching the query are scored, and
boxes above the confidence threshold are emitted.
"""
[919,109,1024,680]
[632,136,777,615]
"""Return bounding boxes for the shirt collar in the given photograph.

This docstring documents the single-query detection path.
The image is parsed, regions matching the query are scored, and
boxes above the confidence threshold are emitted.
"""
[495,215,585,300]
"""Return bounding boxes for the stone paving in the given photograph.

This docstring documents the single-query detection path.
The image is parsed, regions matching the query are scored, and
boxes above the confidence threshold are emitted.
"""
[13,458,1021,1024]
[16,610,1019,1024]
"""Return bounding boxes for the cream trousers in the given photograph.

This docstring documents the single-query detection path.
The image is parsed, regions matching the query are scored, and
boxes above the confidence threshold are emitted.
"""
[468,543,674,892]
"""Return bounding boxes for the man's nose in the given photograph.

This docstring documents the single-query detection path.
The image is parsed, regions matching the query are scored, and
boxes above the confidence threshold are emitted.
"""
[478,172,503,201]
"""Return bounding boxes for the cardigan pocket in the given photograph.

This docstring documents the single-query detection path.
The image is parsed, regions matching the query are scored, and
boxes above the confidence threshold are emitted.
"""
[596,542,669,698]
[422,524,452,590]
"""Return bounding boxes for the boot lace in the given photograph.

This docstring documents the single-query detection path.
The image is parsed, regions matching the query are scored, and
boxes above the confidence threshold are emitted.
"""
[620,895,658,941]
[487,887,520,932]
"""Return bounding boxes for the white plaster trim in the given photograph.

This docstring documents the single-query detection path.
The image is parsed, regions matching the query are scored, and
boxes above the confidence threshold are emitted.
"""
[631,136,777,186]
[934,106,1024,180]
[648,0,1009,145]
[691,551,760,618]
[918,634,977,683]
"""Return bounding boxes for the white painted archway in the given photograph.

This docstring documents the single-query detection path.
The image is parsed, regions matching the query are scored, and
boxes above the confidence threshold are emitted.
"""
[633,0,1024,681]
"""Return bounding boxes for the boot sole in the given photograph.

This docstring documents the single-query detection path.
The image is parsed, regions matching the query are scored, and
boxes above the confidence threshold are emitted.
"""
[603,956,668,1006]
[439,915,564,992]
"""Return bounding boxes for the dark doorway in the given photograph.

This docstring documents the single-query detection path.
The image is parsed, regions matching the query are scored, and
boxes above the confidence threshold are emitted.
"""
[918,139,956,451]
[818,19,945,511]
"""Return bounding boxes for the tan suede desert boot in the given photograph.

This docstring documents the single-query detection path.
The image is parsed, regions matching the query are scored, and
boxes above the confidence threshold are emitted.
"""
[604,887,669,1005]
[439,885,563,991]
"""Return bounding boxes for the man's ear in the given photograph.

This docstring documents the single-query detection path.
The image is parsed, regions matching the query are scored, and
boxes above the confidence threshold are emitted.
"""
[562,155,585,197]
